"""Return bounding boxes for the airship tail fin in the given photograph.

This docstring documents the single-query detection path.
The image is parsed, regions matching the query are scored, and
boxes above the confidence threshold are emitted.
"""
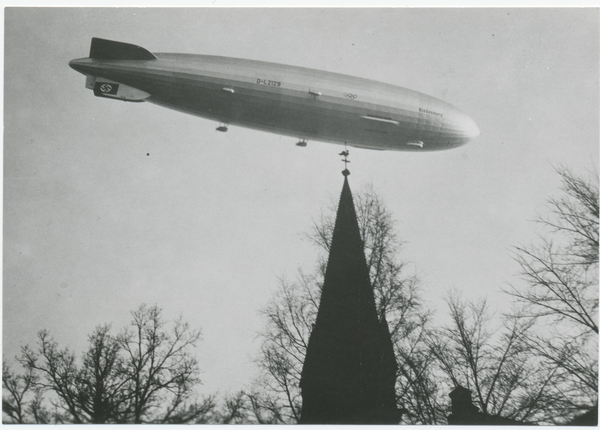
[89,38,157,61]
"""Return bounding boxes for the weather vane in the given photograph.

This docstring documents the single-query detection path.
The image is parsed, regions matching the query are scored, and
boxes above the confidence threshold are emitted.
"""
[339,150,350,176]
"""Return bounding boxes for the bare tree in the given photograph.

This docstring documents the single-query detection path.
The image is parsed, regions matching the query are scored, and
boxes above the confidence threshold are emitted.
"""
[161,394,217,424]
[255,185,440,423]
[19,330,88,423]
[394,316,445,424]
[116,304,203,423]
[17,327,128,423]
[3,359,31,424]
[217,390,248,423]
[77,324,129,422]
[255,272,318,422]
[505,167,598,419]
[242,389,288,424]
[16,325,131,423]
[9,304,211,424]
[428,293,569,424]
[204,389,295,424]
[2,359,49,423]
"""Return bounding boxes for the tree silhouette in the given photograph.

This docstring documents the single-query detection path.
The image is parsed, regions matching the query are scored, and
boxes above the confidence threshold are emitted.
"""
[428,293,568,424]
[7,304,213,424]
[117,304,203,423]
[506,167,599,421]
[2,359,49,423]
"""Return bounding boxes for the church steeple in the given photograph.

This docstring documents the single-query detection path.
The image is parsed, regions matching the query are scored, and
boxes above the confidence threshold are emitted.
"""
[299,173,400,424]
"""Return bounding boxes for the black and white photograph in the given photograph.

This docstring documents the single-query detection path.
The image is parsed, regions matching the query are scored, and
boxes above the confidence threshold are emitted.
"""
[3,6,598,425]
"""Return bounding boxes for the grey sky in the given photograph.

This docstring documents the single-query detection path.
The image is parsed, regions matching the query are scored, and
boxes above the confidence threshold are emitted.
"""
[3,8,598,396]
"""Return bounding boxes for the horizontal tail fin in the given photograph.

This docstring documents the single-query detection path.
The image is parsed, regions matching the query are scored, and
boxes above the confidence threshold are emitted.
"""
[89,38,157,61]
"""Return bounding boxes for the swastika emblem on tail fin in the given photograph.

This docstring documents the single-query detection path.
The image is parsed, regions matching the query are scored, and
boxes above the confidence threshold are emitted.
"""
[93,82,119,96]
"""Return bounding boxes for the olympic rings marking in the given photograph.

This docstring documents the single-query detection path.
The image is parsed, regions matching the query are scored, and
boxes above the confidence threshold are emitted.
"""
[343,93,358,100]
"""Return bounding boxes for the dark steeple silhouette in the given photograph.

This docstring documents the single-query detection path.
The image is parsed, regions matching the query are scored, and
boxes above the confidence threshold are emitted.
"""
[299,172,400,424]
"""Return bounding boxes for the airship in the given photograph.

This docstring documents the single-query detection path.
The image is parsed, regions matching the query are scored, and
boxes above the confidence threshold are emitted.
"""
[69,38,480,151]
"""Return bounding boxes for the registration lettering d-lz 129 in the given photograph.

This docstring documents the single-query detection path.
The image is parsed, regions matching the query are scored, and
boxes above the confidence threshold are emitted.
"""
[256,79,281,87]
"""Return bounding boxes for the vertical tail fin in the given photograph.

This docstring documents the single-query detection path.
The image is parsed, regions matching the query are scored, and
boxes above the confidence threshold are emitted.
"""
[89,38,157,60]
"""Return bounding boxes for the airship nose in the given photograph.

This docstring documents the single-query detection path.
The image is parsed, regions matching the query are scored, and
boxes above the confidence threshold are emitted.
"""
[444,110,480,144]
[461,114,480,140]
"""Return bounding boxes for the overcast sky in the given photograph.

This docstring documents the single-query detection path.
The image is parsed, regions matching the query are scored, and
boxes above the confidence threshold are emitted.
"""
[3,7,598,397]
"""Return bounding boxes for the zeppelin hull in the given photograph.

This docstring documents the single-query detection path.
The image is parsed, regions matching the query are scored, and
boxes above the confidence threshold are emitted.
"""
[69,39,480,151]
